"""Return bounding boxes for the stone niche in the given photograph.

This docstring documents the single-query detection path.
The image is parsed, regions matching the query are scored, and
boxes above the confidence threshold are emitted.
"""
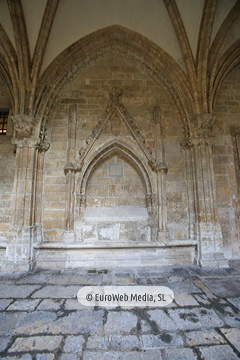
[76,151,150,243]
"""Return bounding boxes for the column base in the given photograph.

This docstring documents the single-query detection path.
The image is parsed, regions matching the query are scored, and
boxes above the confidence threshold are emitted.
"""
[197,222,229,268]
[157,230,168,242]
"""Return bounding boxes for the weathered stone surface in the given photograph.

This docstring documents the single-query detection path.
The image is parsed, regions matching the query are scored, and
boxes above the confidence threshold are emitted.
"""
[167,308,223,330]
[142,333,184,349]
[9,336,62,352]
[104,311,138,334]
[111,335,141,350]
[13,311,57,335]
[0,336,10,352]
[59,355,78,360]
[32,286,80,298]
[0,356,32,360]
[35,354,55,360]
[220,328,240,352]
[227,297,240,310]
[141,350,163,360]
[164,348,197,360]
[203,278,240,298]
[0,312,26,336]
[37,299,64,310]
[199,345,240,360]
[0,285,40,298]
[185,329,226,346]
[83,351,142,360]
[16,273,55,284]
[7,299,40,311]
[174,294,199,306]
[147,309,178,331]
[63,335,85,353]
[48,310,104,335]
[0,299,12,310]
[86,336,110,350]
[64,299,94,310]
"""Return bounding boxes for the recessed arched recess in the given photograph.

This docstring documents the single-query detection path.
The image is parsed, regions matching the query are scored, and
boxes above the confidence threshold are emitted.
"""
[76,140,157,242]
[77,140,155,216]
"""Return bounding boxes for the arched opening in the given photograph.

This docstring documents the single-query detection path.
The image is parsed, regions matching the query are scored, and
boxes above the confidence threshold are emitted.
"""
[77,141,154,243]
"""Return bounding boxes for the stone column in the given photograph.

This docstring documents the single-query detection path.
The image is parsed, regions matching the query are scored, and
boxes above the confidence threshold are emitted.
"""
[4,138,38,271]
[153,106,168,241]
[184,115,228,267]
[63,104,77,242]
[34,125,50,243]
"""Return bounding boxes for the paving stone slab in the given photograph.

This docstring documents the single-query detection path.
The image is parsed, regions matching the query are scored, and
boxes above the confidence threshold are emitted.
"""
[194,294,211,305]
[13,311,57,335]
[0,299,13,310]
[147,309,178,331]
[164,347,197,360]
[9,335,63,352]
[37,299,64,310]
[47,274,103,285]
[0,356,32,360]
[0,336,11,352]
[0,312,26,336]
[47,310,104,335]
[185,329,226,346]
[203,278,240,298]
[86,336,110,350]
[32,285,80,299]
[63,335,85,353]
[59,355,78,360]
[7,299,40,311]
[83,351,142,360]
[227,297,240,310]
[111,335,141,350]
[167,307,224,330]
[199,344,240,360]
[220,328,240,352]
[174,294,199,306]
[64,299,94,310]
[142,333,184,349]
[0,285,40,298]
[104,311,138,334]
[169,282,202,294]
[140,350,163,359]
[16,273,54,284]
[35,354,55,360]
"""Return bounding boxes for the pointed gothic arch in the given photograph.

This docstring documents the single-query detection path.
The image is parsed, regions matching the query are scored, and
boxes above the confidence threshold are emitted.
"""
[77,139,156,215]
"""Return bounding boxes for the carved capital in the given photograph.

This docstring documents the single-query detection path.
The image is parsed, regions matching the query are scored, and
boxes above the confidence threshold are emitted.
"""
[181,114,216,149]
[11,114,35,138]
[11,138,39,149]
[192,113,215,138]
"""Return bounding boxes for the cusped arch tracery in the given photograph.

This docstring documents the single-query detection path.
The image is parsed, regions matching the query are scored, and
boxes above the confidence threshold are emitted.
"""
[77,140,154,205]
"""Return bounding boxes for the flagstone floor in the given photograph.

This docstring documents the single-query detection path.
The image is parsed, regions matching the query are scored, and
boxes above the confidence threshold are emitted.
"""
[0,262,240,360]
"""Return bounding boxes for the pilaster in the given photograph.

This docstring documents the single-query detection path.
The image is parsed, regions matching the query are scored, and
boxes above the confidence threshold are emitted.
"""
[182,114,228,267]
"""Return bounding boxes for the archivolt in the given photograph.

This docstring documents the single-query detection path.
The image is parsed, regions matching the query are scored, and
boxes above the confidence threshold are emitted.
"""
[36,25,193,137]
[77,140,154,200]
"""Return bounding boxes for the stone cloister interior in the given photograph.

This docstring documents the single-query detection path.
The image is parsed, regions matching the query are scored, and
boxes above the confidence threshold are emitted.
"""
[0,0,240,271]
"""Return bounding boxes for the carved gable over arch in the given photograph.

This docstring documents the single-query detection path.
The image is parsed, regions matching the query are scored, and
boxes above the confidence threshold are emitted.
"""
[76,88,157,171]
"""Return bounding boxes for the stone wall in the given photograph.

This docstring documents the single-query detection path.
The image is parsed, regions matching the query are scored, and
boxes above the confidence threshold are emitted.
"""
[0,77,15,243]
[213,66,240,258]
[86,153,146,208]
[43,55,188,242]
